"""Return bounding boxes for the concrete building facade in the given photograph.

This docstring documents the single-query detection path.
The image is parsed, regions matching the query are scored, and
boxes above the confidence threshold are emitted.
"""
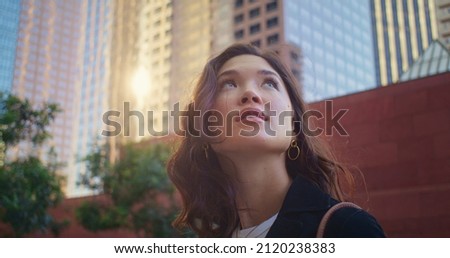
[435,0,450,49]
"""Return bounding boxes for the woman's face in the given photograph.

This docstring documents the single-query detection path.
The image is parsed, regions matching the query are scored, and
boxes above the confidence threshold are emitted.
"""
[208,54,294,157]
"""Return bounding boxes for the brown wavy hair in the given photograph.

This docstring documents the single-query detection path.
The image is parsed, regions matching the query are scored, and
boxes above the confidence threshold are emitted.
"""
[167,43,354,237]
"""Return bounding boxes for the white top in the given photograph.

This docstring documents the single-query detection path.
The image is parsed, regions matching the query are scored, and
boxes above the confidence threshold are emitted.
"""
[232,213,278,238]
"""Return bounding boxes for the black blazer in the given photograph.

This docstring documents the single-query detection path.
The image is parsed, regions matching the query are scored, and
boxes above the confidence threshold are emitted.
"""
[266,175,386,238]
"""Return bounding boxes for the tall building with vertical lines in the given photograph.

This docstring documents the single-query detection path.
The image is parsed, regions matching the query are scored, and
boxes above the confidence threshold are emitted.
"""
[435,0,450,49]
[10,0,84,193]
[68,0,112,197]
[6,0,112,197]
[107,0,173,165]
[70,0,174,197]
[0,1,21,93]
[170,0,234,112]
[370,0,439,86]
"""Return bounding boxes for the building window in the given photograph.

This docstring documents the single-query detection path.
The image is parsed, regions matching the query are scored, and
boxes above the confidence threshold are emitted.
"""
[266,1,277,12]
[266,17,278,28]
[251,40,261,47]
[267,33,279,45]
[234,29,244,39]
[250,23,261,34]
[234,14,244,24]
[249,7,260,18]
[235,0,243,8]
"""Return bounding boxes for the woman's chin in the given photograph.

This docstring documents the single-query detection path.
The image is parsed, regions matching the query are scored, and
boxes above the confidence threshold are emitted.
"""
[212,135,289,154]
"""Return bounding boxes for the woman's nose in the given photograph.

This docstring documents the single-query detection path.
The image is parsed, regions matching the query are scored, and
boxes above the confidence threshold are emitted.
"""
[240,90,262,104]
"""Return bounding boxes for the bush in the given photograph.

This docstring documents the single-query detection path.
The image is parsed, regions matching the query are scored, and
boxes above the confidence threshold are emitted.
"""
[77,143,190,237]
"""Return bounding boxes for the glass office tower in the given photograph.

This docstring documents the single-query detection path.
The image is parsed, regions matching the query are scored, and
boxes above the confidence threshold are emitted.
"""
[69,0,112,197]
[10,0,84,194]
[284,0,376,101]
[0,0,21,93]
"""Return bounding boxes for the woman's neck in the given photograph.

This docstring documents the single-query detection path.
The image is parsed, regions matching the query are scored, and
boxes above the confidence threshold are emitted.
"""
[217,152,292,229]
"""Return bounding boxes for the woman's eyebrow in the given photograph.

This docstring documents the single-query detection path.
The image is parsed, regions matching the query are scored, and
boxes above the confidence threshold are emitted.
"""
[258,69,281,80]
[218,69,239,79]
[218,69,280,79]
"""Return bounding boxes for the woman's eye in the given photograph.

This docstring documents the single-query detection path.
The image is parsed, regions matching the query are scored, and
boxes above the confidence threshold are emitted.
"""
[262,79,278,89]
[221,81,237,88]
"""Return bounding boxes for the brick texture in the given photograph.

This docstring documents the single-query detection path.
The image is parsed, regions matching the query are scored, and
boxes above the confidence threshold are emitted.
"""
[310,72,450,237]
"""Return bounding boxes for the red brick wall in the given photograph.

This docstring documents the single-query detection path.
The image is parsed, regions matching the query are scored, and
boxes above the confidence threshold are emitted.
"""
[309,72,450,237]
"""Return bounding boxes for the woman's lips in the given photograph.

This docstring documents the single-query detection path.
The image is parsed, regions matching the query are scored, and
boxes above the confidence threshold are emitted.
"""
[234,108,268,123]
[241,115,265,123]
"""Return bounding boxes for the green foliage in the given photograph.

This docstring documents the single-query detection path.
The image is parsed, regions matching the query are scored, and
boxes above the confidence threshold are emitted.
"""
[0,92,60,150]
[0,157,63,236]
[77,142,190,237]
[75,202,127,232]
[105,144,173,208]
[0,92,65,237]
[78,144,110,192]
[132,206,176,237]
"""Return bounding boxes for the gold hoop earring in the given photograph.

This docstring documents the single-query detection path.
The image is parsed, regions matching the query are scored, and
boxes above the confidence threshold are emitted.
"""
[203,143,209,159]
[288,139,300,160]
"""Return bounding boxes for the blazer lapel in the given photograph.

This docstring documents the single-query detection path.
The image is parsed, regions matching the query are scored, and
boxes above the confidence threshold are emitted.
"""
[266,175,336,237]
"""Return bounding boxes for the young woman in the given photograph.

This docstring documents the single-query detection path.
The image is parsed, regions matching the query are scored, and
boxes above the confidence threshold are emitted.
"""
[167,43,385,238]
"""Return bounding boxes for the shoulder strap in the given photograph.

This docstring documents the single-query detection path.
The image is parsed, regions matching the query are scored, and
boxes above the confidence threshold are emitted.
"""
[316,202,361,238]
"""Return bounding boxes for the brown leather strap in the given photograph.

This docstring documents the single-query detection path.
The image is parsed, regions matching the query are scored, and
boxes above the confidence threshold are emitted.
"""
[316,202,361,238]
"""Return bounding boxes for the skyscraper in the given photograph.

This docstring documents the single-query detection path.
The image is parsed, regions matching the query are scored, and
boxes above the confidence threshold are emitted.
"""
[68,0,112,197]
[107,0,173,164]
[232,0,376,102]
[170,0,233,112]
[435,0,450,49]
[233,0,302,85]
[10,0,84,194]
[370,0,439,86]
[69,0,174,197]
[0,0,21,93]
